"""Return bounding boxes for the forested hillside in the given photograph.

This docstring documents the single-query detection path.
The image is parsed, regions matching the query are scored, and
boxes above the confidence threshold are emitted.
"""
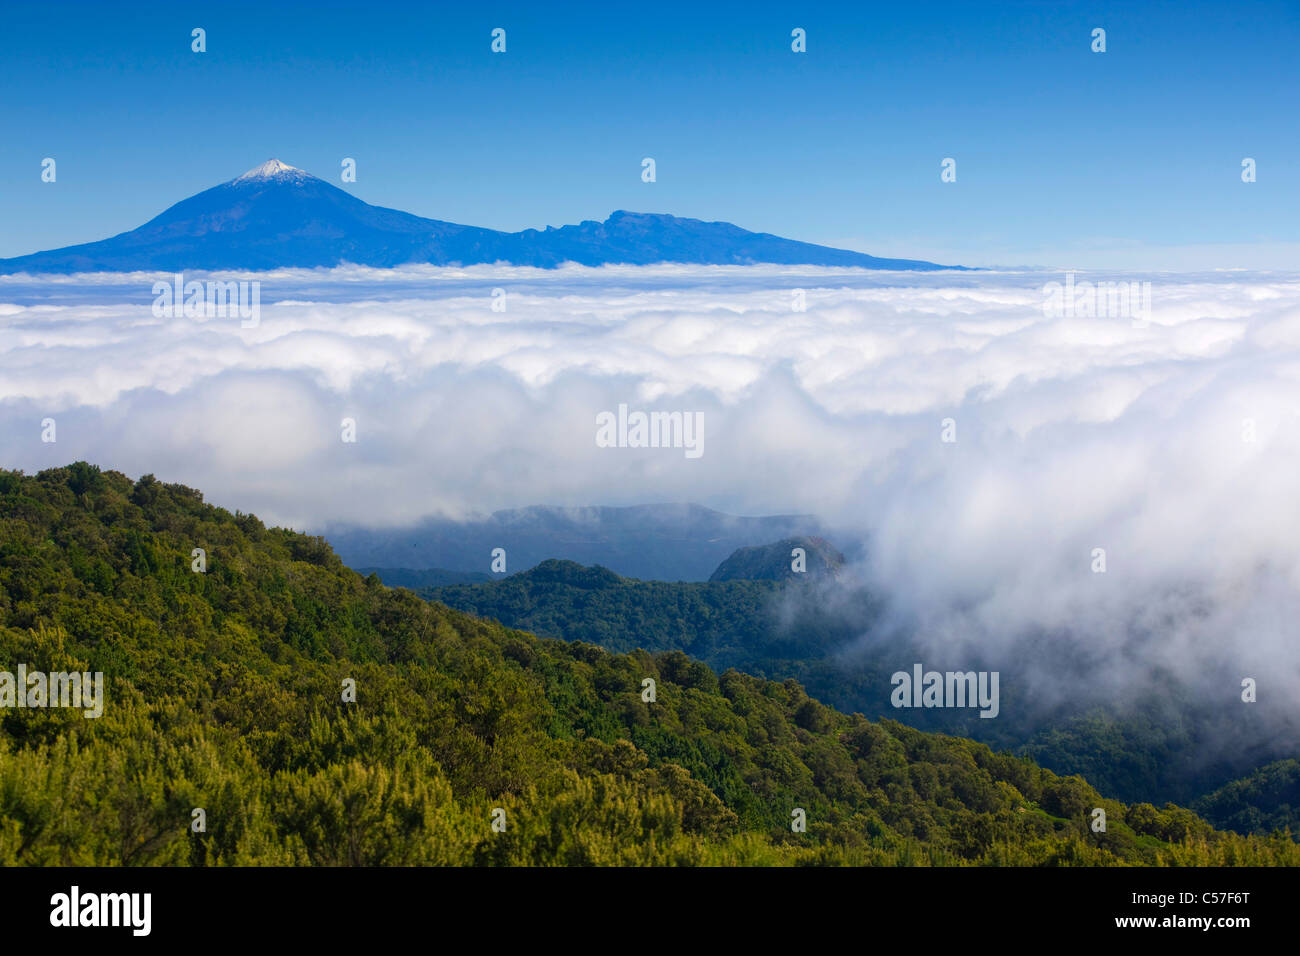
[708,536,845,582]
[422,558,893,711]
[421,561,1293,816]
[1193,760,1300,836]
[1,464,1294,865]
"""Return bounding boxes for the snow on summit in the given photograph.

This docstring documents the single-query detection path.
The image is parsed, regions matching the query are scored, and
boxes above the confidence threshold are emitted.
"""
[233,159,306,183]
[0,160,956,273]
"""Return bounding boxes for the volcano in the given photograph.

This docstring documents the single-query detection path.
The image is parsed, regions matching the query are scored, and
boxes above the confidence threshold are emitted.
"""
[0,159,960,274]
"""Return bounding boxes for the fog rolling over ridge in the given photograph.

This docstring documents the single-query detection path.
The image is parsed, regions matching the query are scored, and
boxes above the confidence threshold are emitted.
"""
[3,264,1299,784]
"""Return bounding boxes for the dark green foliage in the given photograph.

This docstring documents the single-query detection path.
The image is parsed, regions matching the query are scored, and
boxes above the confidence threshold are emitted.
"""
[708,536,844,582]
[0,464,1294,866]
[421,562,1293,817]
[1193,760,1300,837]
[422,559,887,690]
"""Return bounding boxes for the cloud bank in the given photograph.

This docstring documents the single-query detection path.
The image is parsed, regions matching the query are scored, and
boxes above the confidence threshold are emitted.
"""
[3,263,1299,721]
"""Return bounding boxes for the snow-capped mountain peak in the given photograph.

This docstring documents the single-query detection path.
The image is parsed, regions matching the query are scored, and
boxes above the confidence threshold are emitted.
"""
[0,159,961,273]
[233,159,307,183]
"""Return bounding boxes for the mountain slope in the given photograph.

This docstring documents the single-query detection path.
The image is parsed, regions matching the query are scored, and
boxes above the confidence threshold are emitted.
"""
[417,559,1295,814]
[420,558,794,663]
[709,536,845,582]
[0,160,960,274]
[354,567,494,588]
[1193,760,1300,836]
[0,160,513,273]
[2,463,1294,865]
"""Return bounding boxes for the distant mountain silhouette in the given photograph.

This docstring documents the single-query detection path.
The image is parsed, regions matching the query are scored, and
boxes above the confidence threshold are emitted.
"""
[325,503,826,582]
[0,159,963,273]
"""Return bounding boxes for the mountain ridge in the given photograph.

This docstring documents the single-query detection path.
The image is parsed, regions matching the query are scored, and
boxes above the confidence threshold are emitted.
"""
[1,461,1294,865]
[0,159,964,274]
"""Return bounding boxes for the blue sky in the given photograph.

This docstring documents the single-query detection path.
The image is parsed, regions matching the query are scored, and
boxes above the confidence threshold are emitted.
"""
[1,0,1296,268]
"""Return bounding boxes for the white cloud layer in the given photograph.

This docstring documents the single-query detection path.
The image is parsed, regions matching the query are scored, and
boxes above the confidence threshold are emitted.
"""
[3,263,1300,712]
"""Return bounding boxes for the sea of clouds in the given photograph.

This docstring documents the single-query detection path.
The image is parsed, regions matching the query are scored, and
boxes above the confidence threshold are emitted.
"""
[3,263,1299,717]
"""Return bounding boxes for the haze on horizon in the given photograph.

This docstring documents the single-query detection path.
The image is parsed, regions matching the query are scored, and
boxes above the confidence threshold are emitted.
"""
[1,0,1296,270]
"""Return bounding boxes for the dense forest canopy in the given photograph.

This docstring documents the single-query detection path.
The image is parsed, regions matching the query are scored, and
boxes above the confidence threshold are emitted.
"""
[0,463,1294,865]
[422,560,1293,819]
